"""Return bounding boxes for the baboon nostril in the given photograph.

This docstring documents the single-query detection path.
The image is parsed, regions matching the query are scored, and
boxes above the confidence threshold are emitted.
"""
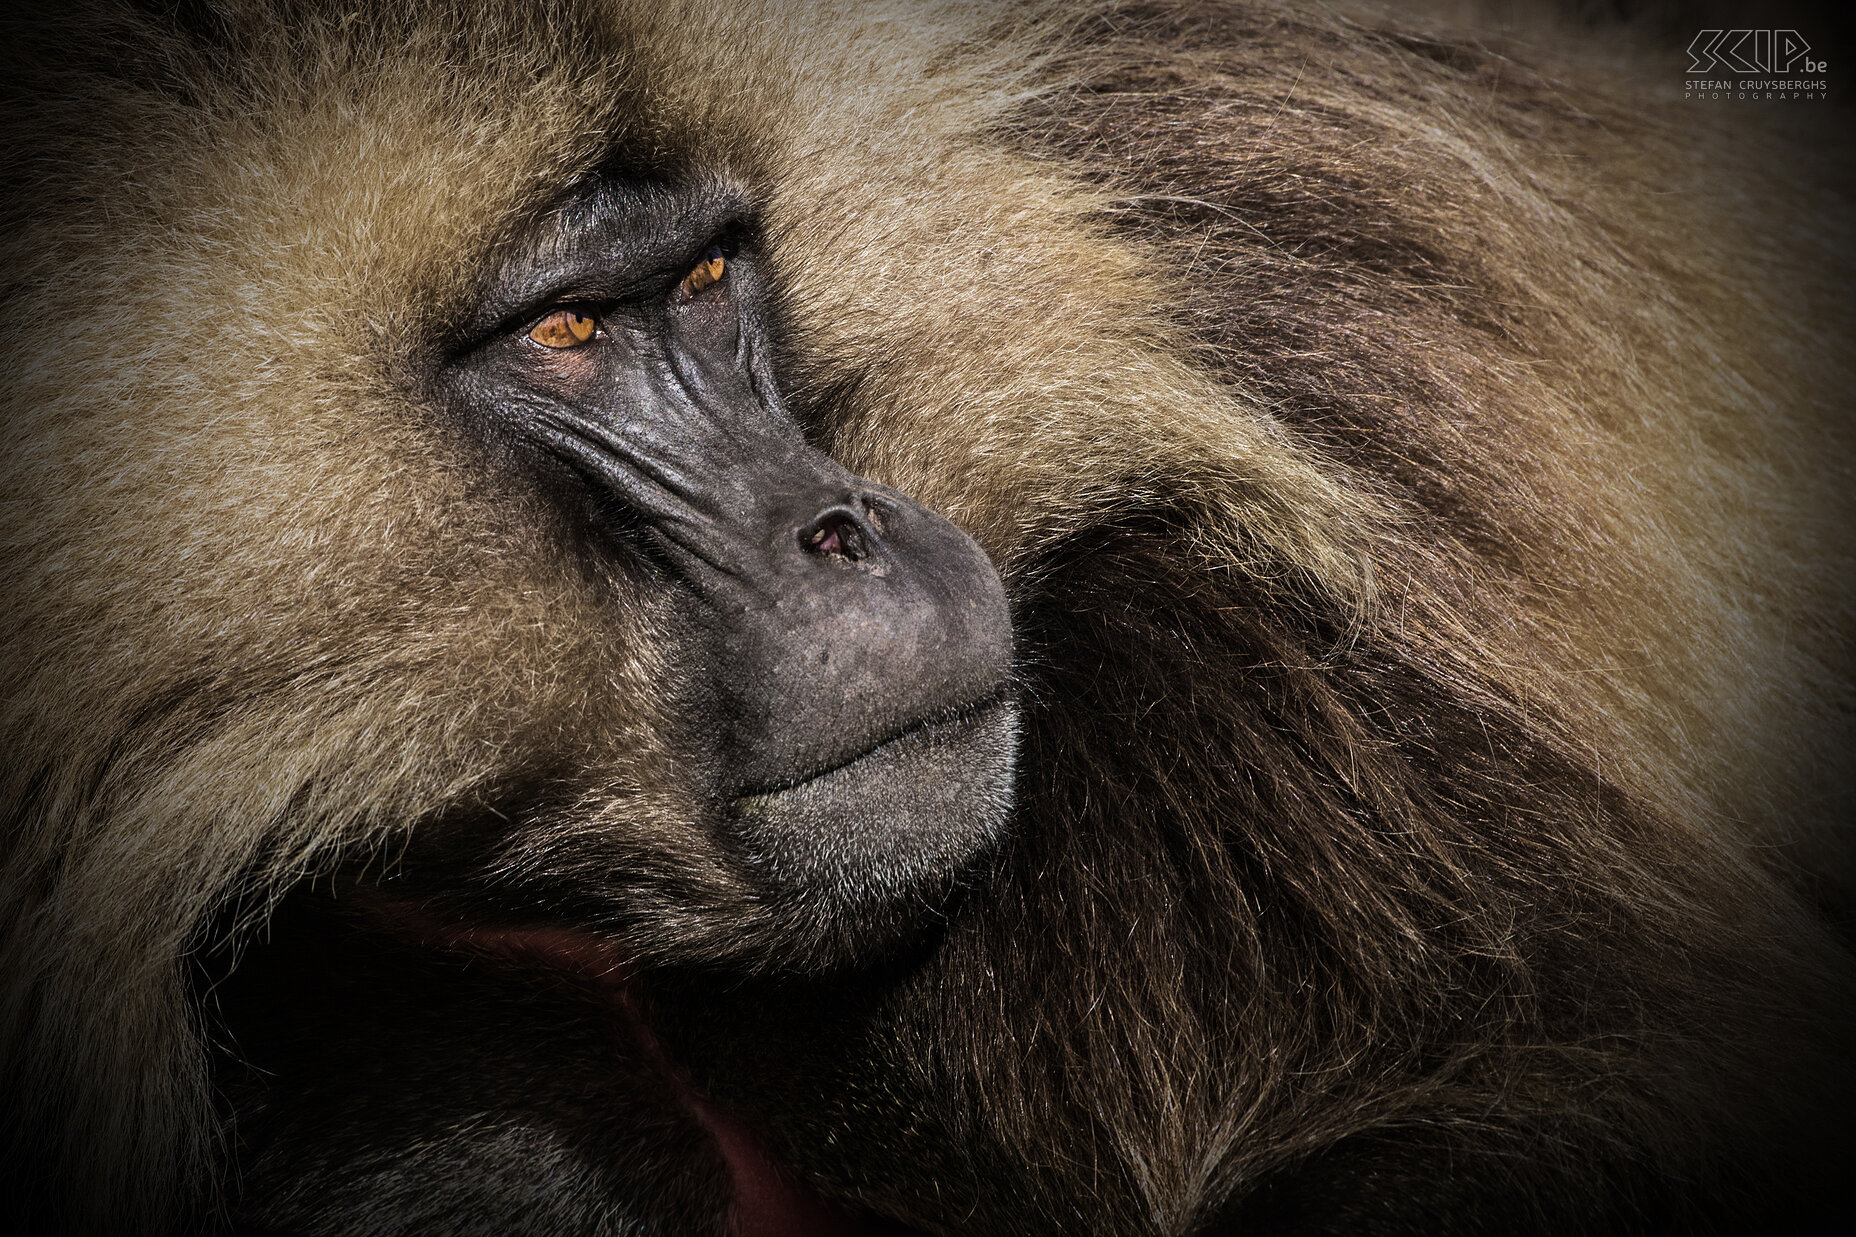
[803,510,869,562]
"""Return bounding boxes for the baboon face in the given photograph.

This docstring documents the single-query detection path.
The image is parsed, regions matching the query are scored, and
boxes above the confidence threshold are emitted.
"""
[420,170,1018,947]
[379,170,1019,965]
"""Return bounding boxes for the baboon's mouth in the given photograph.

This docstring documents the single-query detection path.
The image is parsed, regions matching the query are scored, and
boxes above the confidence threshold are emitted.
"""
[731,692,1019,801]
[722,695,1020,898]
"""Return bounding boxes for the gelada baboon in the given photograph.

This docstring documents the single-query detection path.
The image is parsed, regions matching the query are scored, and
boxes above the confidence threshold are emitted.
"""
[2,0,1852,1233]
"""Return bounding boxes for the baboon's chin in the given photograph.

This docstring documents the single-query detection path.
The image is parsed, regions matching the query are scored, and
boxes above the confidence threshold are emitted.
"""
[729,697,1020,925]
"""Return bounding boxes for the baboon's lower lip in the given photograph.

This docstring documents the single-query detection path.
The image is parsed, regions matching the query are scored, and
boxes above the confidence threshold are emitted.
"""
[722,695,1020,899]
[730,693,1017,805]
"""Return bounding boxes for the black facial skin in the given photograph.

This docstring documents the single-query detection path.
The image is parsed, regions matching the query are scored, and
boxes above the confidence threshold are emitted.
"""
[439,174,1019,918]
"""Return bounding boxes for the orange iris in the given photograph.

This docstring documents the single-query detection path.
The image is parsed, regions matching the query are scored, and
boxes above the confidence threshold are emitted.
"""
[529,309,597,348]
[681,248,725,297]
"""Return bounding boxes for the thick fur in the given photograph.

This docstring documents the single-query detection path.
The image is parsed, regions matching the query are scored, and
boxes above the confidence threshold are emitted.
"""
[2,0,1852,1234]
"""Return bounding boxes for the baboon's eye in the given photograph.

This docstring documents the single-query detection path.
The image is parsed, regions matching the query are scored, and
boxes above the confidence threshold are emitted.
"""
[528,309,598,349]
[680,246,726,297]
